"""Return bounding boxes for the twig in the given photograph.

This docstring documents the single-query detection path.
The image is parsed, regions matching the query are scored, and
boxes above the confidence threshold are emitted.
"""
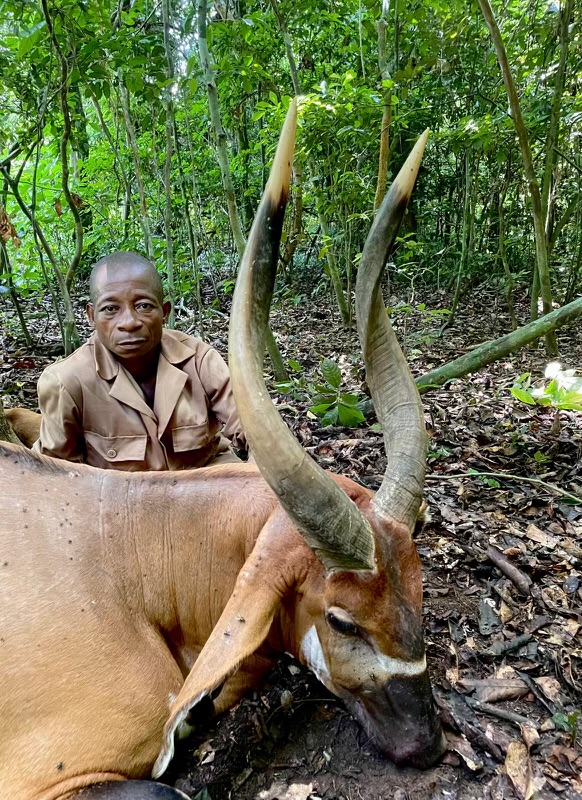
[487,633,533,656]
[486,545,532,596]
[465,696,537,729]
[427,470,582,505]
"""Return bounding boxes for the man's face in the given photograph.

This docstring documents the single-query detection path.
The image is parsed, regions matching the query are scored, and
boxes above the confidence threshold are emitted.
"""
[86,264,171,364]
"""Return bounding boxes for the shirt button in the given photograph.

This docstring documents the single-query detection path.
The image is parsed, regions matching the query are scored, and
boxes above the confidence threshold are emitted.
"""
[106,449,117,458]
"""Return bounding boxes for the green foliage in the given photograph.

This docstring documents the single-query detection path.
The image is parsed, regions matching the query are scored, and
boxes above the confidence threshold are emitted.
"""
[275,357,365,427]
[468,468,500,488]
[274,359,310,401]
[511,364,582,411]
[1,0,581,332]
[553,710,580,745]
[309,358,365,427]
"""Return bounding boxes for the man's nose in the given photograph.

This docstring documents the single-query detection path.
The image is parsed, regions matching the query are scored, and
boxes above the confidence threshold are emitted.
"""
[117,308,143,330]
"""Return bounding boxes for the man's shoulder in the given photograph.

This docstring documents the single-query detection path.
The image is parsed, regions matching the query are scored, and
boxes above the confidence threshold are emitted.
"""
[161,329,215,360]
[40,340,95,384]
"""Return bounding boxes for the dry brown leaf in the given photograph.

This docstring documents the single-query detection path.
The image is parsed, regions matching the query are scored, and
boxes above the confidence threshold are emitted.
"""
[256,782,317,800]
[447,732,484,771]
[457,677,529,703]
[533,676,562,702]
[505,741,539,800]
[0,205,21,247]
[520,723,540,750]
[525,523,559,549]
[500,600,515,623]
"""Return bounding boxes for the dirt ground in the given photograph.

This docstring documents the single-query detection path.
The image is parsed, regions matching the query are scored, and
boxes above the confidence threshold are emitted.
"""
[1,285,581,800]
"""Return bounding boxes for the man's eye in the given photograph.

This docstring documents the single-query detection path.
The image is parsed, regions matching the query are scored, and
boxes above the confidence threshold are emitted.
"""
[136,303,154,311]
[101,306,117,313]
[326,611,360,637]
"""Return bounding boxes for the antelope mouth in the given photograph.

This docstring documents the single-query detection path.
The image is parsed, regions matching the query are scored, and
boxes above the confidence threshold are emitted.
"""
[347,673,446,768]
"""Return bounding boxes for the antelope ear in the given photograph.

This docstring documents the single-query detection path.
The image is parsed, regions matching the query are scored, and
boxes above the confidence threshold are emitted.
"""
[153,522,294,779]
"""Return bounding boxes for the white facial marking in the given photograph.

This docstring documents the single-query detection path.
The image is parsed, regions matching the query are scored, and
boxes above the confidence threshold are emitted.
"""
[300,625,330,681]
[375,652,427,677]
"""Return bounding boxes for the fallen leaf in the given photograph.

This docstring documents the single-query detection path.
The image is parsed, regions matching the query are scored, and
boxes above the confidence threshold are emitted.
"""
[533,676,562,702]
[525,523,559,549]
[447,732,483,771]
[505,741,540,800]
[520,723,540,749]
[256,782,317,800]
[457,677,529,703]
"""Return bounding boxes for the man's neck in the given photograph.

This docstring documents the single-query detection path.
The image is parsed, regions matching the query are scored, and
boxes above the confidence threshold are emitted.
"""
[117,346,160,383]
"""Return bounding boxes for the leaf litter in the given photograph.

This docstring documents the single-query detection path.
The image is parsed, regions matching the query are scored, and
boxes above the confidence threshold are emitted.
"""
[1,286,581,799]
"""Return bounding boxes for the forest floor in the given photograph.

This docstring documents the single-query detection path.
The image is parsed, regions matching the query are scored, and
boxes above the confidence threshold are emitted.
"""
[1,285,581,800]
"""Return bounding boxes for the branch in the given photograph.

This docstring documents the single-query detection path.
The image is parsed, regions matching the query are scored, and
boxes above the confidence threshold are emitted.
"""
[416,296,582,393]
[426,471,582,505]
[41,0,84,290]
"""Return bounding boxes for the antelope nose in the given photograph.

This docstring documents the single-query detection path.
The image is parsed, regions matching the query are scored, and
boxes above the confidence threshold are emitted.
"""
[383,672,446,767]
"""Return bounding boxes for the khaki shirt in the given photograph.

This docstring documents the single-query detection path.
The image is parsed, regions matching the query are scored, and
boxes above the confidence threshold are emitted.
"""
[33,330,246,471]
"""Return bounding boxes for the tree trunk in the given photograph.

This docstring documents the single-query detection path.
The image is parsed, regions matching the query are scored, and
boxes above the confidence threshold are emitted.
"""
[443,150,472,330]
[268,0,304,277]
[374,0,394,210]
[118,78,154,259]
[316,200,351,327]
[540,0,573,230]
[197,0,246,258]
[477,0,556,355]
[497,175,517,328]
[175,94,204,335]
[0,239,33,346]
[162,0,176,328]
[89,91,141,235]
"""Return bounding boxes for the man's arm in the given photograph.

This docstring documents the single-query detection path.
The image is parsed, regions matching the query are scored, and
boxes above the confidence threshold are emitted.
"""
[198,348,247,451]
[33,369,86,462]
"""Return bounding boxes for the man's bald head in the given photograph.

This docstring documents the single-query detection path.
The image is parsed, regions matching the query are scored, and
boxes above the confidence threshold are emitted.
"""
[89,252,164,304]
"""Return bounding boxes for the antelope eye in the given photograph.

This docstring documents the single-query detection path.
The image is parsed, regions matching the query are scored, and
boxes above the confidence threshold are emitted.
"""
[326,610,360,637]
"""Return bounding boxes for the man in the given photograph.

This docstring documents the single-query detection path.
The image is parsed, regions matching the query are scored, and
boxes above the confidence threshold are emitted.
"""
[34,251,246,470]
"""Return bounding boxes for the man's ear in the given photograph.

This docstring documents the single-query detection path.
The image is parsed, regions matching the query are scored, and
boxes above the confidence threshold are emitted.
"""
[86,303,95,326]
[162,300,172,322]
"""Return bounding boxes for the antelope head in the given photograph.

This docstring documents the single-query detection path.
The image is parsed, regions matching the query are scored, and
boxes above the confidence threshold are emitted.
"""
[155,102,445,779]
[228,100,445,768]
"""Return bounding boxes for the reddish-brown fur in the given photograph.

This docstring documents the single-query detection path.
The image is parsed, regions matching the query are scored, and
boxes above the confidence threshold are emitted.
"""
[0,441,442,799]
[5,406,41,446]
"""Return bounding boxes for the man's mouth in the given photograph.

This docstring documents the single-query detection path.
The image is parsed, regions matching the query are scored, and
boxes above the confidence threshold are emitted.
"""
[117,339,147,347]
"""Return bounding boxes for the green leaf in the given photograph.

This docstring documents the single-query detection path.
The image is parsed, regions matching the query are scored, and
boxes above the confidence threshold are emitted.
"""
[338,403,365,426]
[339,392,359,406]
[511,387,536,405]
[18,28,43,58]
[288,359,302,372]
[320,406,339,427]
[321,358,341,389]
[310,402,334,416]
[311,393,336,406]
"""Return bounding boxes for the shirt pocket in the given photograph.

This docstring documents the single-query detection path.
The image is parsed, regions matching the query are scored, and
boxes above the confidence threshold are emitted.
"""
[84,431,148,463]
[171,423,211,453]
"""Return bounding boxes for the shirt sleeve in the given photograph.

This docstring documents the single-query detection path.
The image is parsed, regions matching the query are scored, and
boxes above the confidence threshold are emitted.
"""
[198,347,247,451]
[33,368,86,463]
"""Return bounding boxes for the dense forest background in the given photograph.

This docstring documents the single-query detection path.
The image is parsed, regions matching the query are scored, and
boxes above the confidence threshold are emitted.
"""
[1,0,581,355]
